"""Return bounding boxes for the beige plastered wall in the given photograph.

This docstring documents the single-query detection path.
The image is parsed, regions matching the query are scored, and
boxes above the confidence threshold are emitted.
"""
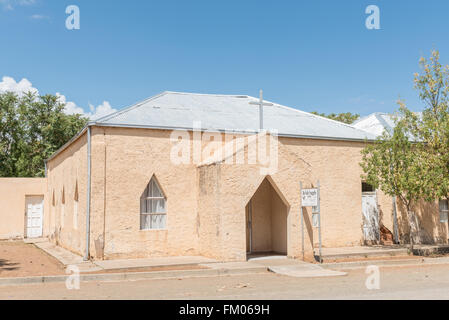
[46,125,445,261]
[46,131,88,257]
[197,135,374,261]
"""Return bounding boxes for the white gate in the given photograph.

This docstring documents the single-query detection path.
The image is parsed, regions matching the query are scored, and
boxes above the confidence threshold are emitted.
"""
[26,196,44,238]
[362,192,380,243]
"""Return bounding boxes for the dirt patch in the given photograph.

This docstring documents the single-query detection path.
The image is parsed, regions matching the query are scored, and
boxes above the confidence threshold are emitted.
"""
[86,264,209,275]
[0,241,65,278]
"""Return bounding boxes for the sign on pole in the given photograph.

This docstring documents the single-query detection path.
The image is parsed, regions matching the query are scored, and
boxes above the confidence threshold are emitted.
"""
[301,188,318,207]
[299,182,322,264]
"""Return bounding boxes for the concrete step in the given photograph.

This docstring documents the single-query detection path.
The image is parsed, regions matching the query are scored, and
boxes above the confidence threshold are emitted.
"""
[23,237,48,244]
[413,245,449,256]
[319,246,409,263]
[321,257,426,270]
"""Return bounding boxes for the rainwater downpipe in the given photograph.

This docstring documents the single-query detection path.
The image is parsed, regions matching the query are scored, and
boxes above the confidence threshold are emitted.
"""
[84,125,92,261]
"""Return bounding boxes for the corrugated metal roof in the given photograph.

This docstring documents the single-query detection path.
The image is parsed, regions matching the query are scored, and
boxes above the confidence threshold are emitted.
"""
[94,91,376,141]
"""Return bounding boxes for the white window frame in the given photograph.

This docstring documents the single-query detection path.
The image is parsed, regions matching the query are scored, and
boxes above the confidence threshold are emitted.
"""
[140,177,167,230]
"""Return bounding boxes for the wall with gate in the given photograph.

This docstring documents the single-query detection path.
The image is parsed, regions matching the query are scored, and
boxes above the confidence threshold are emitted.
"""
[0,178,48,240]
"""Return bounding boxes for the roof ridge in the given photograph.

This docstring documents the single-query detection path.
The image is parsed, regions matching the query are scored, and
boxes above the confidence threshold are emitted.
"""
[163,91,249,98]
[374,113,394,133]
[352,112,391,126]
[94,91,169,123]
[261,98,374,135]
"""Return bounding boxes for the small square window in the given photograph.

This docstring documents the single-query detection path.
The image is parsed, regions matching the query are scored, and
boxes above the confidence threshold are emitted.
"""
[362,182,375,192]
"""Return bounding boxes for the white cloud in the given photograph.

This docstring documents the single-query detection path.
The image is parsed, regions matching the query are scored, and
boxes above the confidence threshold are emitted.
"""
[56,95,117,120]
[1,76,117,120]
[0,76,38,95]
[30,14,48,20]
[0,0,35,10]
[18,0,35,5]
[55,93,84,115]
[57,92,117,119]
[88,101,117,120]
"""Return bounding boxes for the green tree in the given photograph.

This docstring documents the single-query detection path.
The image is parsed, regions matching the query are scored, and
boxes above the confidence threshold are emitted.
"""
[0,91,88,177]
[361,50,449,247]
[311,111,360,124]
[0,92,24,177]
[402,50,449,202]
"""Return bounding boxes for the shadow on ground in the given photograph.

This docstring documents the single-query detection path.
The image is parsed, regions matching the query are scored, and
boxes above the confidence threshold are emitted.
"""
[0,259,19,272]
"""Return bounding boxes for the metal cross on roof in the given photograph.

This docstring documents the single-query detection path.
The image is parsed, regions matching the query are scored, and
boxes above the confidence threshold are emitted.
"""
[249,89,273,131]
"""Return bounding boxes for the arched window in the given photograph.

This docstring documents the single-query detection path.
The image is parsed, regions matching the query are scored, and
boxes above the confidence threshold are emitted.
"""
[73,181,79,230]
[61,187,65,228]
[140,177,166,230]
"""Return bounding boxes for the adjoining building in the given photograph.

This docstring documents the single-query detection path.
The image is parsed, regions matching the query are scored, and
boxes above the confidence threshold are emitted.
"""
[352,113,397,137]
[0,178,48,240]
[353,112,448,245]
[352,112,423,137]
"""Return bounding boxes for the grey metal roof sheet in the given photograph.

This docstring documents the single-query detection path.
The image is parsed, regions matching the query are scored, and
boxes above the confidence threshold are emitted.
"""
[352,113,396,137]
[94,91,376,141]
[352,112,423,138]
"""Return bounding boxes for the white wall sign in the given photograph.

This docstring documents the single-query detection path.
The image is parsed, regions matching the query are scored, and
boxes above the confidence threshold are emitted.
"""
[301,188,318,207]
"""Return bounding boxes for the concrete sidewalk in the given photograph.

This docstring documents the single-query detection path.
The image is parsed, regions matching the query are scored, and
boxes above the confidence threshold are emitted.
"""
[0,240,350,286]
[322,255,449,270]
[413,244,449,256]
[319,244,449,262]
[33,241,101,273]
[202,256,347,278]
[19,240,449,285]
[34,241,83,265]
[246,256,347,278]
[33,240,218,273]
[5,240,449,287]
[94,256,217,271]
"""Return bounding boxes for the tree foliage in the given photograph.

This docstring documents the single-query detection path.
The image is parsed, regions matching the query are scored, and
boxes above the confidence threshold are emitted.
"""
[0,91,88,177]
[360,116,424,211]
[360,50,449,245]
[311,111,360,124]
[404,51,449,201]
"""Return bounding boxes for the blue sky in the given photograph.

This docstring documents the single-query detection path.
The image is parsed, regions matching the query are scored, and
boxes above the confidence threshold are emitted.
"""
[1,0,448,117]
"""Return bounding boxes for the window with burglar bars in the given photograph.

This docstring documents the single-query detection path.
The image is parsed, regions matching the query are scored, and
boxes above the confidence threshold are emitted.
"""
[140,177,166,230]
[440,199,449,223]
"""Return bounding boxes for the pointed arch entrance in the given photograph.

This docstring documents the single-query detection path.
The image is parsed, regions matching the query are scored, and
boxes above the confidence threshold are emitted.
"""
[245,177,289,258]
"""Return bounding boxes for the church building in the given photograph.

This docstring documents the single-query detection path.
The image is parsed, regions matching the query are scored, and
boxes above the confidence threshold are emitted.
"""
[40,91,446,261]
